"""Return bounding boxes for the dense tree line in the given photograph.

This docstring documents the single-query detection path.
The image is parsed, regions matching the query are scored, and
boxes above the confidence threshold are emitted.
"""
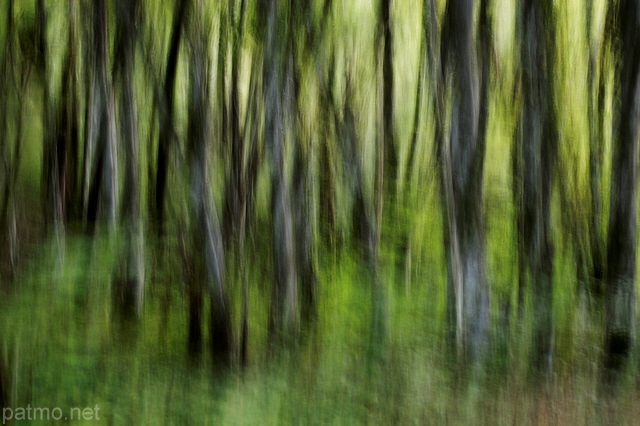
[0,0,639,396]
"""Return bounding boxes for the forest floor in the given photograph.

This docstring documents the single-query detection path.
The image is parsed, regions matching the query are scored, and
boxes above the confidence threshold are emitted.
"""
[1,233,639,425]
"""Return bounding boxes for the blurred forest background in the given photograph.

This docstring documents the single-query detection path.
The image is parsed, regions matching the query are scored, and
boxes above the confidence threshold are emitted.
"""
[1,0,640,423]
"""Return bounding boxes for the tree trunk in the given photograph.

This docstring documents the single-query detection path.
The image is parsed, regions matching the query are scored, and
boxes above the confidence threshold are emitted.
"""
[440,0,491,366]
[83,0,118,230]
[113,0,144,320]
[380,0,396,191]
[186,0,232,365]
[516,0,556,379]
[262,0,299,344]
[153,0,186,236]
[604,0,640,379]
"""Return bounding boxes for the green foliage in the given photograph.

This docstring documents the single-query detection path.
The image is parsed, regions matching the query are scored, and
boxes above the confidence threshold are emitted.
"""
[0,0,638,423]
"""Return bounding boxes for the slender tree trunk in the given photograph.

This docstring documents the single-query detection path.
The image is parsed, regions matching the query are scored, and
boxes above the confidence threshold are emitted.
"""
[405,0,438,191]
[153,0,186,236]
[289,3,318,325]
[380,0,396,190]
[261,0,299,344]
[580,0,610,301]
[604,0,640,379]
[83,0,118,230]
[0,0,25,281]
[113,0,144,319]
[516,0,556,379]
[62,0,80,224]
[318,56,338,249]
[221,0,250,366]
[223,0,247,248]
[186,0,232,365]
[240,62,261,366]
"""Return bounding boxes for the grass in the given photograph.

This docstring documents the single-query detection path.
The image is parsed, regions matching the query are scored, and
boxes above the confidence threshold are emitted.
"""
[1,229,639,425]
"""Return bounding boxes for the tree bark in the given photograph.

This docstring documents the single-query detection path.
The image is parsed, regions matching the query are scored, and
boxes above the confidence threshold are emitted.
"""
[83,0,118,230]
[185,0,233,365]
[604,0,640,379]
[516,0,556,379]
[261,0,300,344]
[113,0,144,320]
[153,0,186,236]
[440,0,491,366]
[380,0,397,190]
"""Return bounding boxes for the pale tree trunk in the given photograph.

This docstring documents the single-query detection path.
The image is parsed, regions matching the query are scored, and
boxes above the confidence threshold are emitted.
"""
[404,0,437,194]
[261,0,299,344]
[439,0,491,366]
[83,0,118,229]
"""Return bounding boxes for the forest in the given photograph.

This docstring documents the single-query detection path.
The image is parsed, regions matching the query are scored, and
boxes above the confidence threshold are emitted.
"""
[1,0,639,423]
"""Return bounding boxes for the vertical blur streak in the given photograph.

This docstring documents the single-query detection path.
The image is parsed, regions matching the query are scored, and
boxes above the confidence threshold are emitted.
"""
[290,0,319,327]
[367,0,393,364]
[61,0,80,224]
[83,0,118,229]
[0,0,25,281]
[404,0,437,197]
[185,0,232,365]
[46,0,81,231]
[603,0,640,382]
[261,0,299,345]
[380,0,396,191]
[516,0,556,381]
[113,0,144,319]
[153,0,186,237]
[39,0,68,271]
[585,0,609,296]
[38,0,60,234]
[440,0,491,367]
[223,0,250,366]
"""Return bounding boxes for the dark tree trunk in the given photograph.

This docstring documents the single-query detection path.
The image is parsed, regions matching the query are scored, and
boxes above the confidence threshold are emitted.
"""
[185,0,232,365]
[41,0,80,228]
[113,0,144,320]
[604,0,640,379]
[223,0,247,249]
[576,0,612,302]
[318,57,338,250]
[380,0,397,190]
[289,2,318,325]
[62,0,80,224]
[439,0,491,366]
[516,0,556,379]
[153,0,186,236]
[39,0,62,229]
